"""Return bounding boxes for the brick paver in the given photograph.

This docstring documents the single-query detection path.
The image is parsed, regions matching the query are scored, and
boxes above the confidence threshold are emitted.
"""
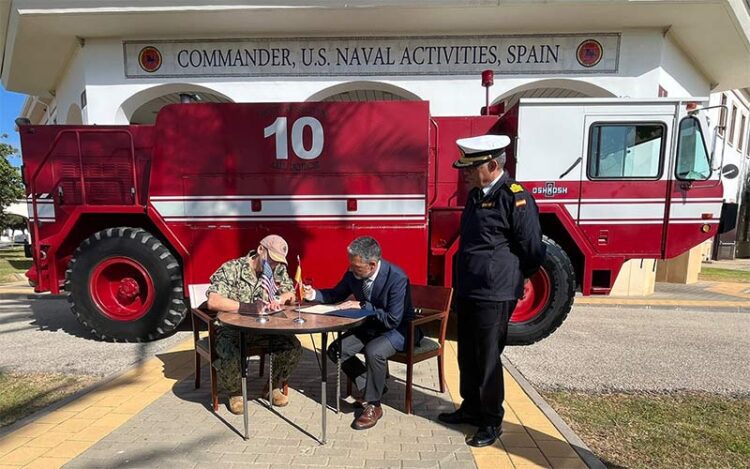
[575,280,750,309]
[4,275,739,465]
[61,335,475,469]
[1,328,589,469]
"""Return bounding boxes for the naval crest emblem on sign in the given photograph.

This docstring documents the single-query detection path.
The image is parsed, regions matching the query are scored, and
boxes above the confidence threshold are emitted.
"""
[138,46,162,73]
[576,39,603,68]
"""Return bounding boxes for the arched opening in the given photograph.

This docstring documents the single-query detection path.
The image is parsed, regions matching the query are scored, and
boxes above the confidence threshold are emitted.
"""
[308,81,421,102]
[66,104,83,125]
[118,84,234,124]
[493,79,616,110]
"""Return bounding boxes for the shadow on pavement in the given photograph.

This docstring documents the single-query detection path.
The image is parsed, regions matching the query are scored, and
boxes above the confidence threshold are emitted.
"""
[26,298,98,340]
[155,340,595,467]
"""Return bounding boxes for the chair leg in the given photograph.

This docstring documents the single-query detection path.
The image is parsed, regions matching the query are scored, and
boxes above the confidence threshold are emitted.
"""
[259,353,265,377]
[346,377,352,397]
[405,363,413,415]
[194,352,201,389]
[437,354,446,393]
[210,364,219,412]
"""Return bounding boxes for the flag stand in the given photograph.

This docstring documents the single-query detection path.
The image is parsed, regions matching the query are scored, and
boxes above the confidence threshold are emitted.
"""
[293,303,306,324]
[293,254,306,324]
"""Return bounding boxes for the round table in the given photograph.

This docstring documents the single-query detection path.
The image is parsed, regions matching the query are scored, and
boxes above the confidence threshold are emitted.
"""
[218,307,368,444]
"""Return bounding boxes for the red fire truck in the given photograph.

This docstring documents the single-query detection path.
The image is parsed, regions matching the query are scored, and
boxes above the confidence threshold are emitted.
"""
[19,98,722,344]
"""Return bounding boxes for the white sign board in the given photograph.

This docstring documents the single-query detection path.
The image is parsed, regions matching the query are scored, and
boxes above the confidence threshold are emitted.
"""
[124,34,620,78]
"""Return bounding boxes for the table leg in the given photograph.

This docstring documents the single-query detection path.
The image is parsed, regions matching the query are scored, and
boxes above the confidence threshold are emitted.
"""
[268,353,273,409]
[336,331,341,414]
[240,330,249,441]
[320,332,328,445]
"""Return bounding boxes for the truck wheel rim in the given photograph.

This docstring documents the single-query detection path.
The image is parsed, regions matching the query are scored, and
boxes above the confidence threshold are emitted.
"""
[511,268,551,323]
[90,257,155,322]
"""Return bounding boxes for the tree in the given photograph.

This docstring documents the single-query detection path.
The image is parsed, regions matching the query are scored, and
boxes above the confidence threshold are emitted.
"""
[0,134,25,231]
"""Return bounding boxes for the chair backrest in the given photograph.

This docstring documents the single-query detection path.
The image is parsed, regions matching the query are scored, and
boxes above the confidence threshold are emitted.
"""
[410,284,453,314]
[409,284,453,349]
[189,283,211,309]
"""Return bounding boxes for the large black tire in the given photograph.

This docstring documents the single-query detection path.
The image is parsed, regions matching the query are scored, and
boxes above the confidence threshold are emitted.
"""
[65,227,186,342]
[507,237,575,345]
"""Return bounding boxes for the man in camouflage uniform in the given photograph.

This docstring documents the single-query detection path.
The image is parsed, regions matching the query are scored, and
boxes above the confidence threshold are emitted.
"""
[206,234,303,414]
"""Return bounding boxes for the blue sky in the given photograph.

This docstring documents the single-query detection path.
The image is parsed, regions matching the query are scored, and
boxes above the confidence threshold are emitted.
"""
[0,85,27,166]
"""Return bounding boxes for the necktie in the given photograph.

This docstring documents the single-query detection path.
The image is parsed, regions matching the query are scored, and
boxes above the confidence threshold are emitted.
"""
[361,278,373,301]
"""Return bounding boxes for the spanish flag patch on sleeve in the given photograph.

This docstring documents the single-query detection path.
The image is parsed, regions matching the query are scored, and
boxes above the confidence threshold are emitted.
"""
[515,199,527,208]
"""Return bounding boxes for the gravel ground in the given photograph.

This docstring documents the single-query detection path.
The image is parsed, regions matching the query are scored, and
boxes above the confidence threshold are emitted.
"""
[504,305,750,396]
[0,297,190,377]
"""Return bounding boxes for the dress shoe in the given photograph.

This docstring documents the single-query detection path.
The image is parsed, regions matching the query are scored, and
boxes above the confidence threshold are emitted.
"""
[353,385,388,409]
[466,425,502,447]
[227,394,244,415]
[352,404,383,430]
[438,408,480,426]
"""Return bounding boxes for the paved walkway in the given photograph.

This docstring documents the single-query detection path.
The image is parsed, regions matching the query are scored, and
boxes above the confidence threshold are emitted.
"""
[2,276,747,468]
[575,280,750,309]
[703,258,750,272]
[0,334,588,469]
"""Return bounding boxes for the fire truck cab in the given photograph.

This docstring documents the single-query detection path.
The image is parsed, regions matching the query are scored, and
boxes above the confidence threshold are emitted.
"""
[19,98,721,344]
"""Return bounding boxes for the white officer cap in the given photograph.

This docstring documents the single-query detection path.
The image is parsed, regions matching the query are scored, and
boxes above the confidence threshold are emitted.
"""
[453,135,511,169]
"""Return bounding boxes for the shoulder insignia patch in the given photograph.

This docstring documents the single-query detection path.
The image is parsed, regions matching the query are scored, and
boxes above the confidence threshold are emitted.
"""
[510,183,524,193]
[515,199,527,208]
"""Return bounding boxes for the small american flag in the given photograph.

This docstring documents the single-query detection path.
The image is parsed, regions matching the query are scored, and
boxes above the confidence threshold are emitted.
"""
[261,260,279,299]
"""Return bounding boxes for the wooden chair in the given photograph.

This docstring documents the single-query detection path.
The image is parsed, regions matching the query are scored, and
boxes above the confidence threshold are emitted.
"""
[344,284,453,415]
[192,306,221,411]
[391,284,453,414]
[190,285,288,411]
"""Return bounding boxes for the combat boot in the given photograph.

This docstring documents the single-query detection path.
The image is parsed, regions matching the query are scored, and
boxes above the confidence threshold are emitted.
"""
[228,394,244,414]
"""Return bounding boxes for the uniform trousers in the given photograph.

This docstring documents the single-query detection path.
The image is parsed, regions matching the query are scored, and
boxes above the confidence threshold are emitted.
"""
[327,326,397,403]
[214,324,302,394]
[456,297,516,427]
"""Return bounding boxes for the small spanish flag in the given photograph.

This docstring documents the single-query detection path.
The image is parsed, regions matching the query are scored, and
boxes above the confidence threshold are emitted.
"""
[295,255,304,302]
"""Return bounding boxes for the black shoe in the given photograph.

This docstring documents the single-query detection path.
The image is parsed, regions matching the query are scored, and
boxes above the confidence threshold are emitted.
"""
[437,408,480,426]
[466,426,502,447]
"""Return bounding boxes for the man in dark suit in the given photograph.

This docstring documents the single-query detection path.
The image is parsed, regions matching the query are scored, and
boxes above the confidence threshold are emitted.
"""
[303,236,415,430]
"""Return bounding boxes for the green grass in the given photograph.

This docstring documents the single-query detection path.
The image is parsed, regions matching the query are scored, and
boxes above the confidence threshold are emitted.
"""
[0,372,95,427]
[0,246,31,284]
[543,391,750,469]
[699,267,750,283]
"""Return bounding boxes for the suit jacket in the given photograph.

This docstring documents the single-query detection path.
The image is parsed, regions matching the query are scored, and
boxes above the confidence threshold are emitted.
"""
[314,260,417,352]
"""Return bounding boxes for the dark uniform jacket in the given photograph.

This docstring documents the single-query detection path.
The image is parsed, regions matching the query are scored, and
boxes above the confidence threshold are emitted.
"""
[314,260,416,352]
[456,172,546,302]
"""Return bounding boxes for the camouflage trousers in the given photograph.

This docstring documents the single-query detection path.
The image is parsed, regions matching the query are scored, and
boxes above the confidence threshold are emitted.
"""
[214,324,303,394]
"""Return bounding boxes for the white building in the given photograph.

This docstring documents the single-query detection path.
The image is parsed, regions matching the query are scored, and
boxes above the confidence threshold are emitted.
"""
[2,1,749,126]
[711,89,750,258]
[2,0,750,288]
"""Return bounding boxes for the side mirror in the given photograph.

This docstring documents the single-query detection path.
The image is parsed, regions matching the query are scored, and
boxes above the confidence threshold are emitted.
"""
[697,104,729,172]
[15,117,31,127]
[710,124,727,171]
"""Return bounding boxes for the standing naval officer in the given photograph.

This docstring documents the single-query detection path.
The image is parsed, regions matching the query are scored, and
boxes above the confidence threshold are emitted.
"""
[438,135,545,447]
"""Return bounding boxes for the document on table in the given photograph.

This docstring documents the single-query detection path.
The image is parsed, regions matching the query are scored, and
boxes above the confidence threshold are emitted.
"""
[297,305,339,314]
